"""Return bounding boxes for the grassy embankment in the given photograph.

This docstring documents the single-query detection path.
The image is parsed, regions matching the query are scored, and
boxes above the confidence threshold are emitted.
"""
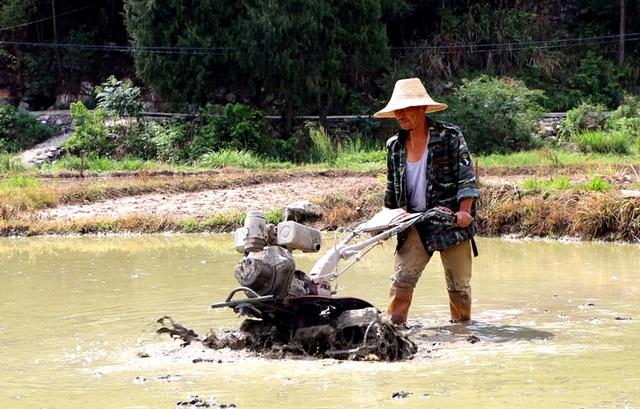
[1,149,640,241]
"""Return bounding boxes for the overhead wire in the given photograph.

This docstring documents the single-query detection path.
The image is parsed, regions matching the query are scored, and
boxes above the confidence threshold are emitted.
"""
[0,4,94,32]
[0,32,639,56]
[389,32,640,50]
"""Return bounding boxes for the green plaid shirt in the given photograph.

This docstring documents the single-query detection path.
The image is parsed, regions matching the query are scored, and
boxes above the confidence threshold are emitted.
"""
[384,118,479,252]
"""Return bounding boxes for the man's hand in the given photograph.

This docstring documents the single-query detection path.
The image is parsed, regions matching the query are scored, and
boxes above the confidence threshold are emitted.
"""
[454,210,473,228]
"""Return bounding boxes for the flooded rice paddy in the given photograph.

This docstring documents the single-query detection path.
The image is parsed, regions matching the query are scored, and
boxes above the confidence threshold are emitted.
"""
[1,234,639,408]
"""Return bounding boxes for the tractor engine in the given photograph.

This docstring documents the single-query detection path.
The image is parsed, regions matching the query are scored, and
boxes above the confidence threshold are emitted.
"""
[233,210,323,300]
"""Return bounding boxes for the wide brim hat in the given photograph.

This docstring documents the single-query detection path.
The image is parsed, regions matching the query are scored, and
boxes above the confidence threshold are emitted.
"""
[373,78,447,118]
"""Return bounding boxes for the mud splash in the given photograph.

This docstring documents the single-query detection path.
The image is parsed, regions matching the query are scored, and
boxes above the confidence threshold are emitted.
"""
[156,315,417,361]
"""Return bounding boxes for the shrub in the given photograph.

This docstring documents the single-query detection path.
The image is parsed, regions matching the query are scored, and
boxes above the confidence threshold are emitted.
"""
[95,75,143,118]
[63,102,113,156]
[575,130,630,154]
[152,122,190,163]
[190,103,277,160]
[117,121,158,160]
[608,94,640,139]
[557,102,608,140]
[0,104,52,152]
[442,76,544,154]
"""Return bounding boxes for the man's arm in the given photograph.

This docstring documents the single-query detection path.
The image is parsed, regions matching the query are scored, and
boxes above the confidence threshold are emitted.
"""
[454,131,479,228]
[384,141,399,209]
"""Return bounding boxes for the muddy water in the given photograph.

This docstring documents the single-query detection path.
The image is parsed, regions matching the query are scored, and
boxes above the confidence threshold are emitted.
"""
[1,235,639,408]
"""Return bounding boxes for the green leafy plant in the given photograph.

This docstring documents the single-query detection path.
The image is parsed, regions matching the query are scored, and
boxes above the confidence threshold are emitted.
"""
[63,102,112,156]
[442,76,544,154]
[557,102,608,140]
[95,75,143,118]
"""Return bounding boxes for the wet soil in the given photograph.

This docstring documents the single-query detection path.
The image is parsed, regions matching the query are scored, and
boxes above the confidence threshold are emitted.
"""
[155,314,417,362]
[149,315,556,365]
[33,164,640,223]
[38,175,381,221]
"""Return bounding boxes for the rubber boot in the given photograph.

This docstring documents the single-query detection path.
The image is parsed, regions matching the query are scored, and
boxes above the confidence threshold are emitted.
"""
[448,290,471,322]
[386,285,414,325]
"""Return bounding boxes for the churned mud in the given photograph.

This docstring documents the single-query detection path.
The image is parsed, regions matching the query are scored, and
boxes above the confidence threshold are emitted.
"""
[145,315,555,365]
[155,315,417,362]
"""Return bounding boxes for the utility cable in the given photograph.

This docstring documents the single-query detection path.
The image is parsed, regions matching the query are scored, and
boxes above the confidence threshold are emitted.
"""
[1,32,639,56]
[0,4,93,32]
[389,32,640,50]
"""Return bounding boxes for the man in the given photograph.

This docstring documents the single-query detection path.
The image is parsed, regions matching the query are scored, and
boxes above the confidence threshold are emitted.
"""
[373,78,479,325]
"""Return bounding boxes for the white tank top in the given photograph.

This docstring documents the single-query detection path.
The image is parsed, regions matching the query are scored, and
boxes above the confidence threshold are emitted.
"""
[405,145,428,211]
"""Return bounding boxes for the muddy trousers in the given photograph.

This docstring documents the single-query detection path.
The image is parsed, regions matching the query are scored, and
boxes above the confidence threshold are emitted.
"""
[387,226,472,324]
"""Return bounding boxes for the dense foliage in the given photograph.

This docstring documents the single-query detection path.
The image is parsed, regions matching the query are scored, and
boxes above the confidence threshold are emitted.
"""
[1,0,639,112]
[189,103,284,160]
[0,103,51,152]
[558,95,640,154]
[441,76,544,154]
[2,0,640,157]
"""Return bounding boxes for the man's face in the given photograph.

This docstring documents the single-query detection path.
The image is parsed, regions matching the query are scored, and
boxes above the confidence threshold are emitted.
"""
[393,106,424,130]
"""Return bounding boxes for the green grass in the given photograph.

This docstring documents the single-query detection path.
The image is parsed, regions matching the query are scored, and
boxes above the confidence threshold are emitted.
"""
[575,130,631,154]
[199,149,263,168]
[0,175,41,191]
[580,176,612,191]
[521,176,572,191]
[43,155,169,172]
[0,175,56,216]
[521,175,612,192]
[479,149,640,167]
[197,149,294,169]
[0,153,26,174]
[310,126,338,165]
[335,149,385,171]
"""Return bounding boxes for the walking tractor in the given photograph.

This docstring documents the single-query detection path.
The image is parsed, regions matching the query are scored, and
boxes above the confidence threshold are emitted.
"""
[205,206,457,361]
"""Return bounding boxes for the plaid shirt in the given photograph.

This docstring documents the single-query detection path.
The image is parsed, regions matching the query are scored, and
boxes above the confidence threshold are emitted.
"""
[384,118,479,252]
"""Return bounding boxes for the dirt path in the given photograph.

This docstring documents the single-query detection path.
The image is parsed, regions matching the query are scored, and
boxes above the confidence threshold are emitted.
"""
[39,175,381,220]
[20,132,72,166]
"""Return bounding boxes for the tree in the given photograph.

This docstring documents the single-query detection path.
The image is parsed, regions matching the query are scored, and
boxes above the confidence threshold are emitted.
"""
[236,0,390,131]
[123,0,241,107]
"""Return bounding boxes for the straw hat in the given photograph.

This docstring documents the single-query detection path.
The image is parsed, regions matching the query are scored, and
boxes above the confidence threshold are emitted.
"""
[373,78,447,118]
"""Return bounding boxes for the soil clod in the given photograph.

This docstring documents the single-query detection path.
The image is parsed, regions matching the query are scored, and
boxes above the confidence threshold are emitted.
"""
[175,395,236,408]
[392,390,412,399]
